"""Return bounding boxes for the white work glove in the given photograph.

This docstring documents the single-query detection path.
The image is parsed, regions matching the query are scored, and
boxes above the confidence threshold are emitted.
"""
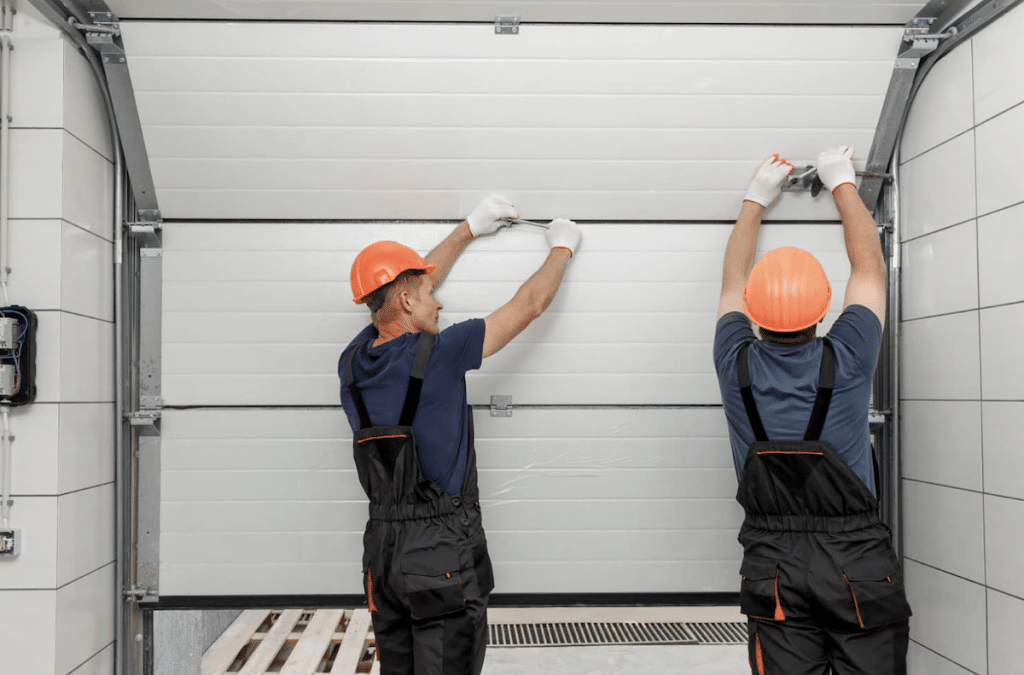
[467,195,518,237]
[816,146,857,193]
[744,154,794,207]
[545,218,582,257]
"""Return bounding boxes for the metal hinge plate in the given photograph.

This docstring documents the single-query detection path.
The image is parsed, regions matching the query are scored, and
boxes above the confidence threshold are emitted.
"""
[495,15,520,35]
[490,395,513,417]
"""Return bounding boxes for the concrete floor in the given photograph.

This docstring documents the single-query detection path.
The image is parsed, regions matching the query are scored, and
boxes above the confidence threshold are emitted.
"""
[482,606,749,675]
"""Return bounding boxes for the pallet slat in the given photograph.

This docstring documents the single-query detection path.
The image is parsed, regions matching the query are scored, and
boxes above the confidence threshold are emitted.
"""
[240,609,305,675]
[202,610,272,675]
[280,609,346,675]
[329,610,372,675]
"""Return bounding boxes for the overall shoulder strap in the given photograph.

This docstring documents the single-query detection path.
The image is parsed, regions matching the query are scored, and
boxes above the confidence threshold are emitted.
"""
[398,332,435,426]
[803,338,836,441]
[737,342,769,442]
[345,332,437,430]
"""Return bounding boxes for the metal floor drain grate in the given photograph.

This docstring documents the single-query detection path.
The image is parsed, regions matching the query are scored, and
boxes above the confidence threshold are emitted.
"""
[487,622,747,647]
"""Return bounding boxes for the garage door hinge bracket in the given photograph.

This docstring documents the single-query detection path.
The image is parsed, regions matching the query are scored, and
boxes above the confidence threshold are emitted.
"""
[128,410,162,436]
[495,15,520,35]
[125,585,158,603]
[129,218,163,249]
[899,17,957,61]
[490,395,513,417]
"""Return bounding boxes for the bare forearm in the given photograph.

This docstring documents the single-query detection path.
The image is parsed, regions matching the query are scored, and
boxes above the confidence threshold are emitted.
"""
[517,247,572,316]
[425,220,474,288]
[723,201,766,287]
[833,184,884,274]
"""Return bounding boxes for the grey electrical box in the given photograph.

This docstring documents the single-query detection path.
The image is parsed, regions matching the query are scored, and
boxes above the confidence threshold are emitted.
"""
[0,364,15,396]
[0,317,17,350]
[0,529,20,558]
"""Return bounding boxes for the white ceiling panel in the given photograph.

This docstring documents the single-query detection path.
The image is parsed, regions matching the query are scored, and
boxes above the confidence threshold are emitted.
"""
[104,0,923,24]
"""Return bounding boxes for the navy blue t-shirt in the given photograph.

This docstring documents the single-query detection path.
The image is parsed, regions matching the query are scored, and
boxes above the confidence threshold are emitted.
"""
[713,305,882,495]
[339,319,486,495]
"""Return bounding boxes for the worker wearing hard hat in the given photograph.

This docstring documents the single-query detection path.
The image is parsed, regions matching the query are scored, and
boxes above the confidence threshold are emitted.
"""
[339,196,581,675]
[714,148,911,674]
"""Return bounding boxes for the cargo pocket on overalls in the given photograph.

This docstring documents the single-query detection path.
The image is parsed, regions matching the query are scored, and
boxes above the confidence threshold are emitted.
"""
[401,545,466,620]
[841,554,912,629]
[740,557,785,621]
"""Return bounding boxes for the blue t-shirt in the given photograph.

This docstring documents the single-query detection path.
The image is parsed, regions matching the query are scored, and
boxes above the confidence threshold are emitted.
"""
[339,319,486,495]
[713,305,882,495]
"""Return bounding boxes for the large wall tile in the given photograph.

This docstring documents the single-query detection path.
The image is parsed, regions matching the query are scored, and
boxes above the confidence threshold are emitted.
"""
[9,129,62,220]
[9,402,59,495]
[7,220,62,310]
[904,560,987,675]
[58,403,116,495]
[980,303,1024,401]
[903,481,985,583]
[61,132,114,241]
[900,312,980,401]
[55,565,115,675]
[32,310,60,403]
[976,103,1024,217]
[0,590,56,675]
[59,313,115,403]
[62,42,114,161]
[901,44,974,160]
[973,0,1024,123]
[56,484,115,587]
[988,589,1024,675]
[977,202,1024,308]
[10,38,62,130]
[0,496,57,589]
[982,401,1024,500]
[62,223,114,322]
[901,400,982,491]
[901,221,978,320]
[907,641,974,675]
[899,132,976,241]
[984,494,1024,599]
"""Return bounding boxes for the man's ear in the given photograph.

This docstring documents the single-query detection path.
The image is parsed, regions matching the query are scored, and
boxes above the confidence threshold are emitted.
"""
[397,288,414,314]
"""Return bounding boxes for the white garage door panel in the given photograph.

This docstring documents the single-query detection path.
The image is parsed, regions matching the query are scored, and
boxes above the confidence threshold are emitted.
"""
[160,407,743,595]
[122,22,901,221]
[162,222,851,407]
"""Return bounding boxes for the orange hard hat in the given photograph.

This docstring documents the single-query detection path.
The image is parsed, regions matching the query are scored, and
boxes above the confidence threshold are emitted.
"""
[743,247,832,332]
[350,240,436,305]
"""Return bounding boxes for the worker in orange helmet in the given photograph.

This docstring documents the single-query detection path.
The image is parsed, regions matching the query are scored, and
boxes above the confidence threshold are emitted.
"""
[714,148,911,675]
[340,195,581,675]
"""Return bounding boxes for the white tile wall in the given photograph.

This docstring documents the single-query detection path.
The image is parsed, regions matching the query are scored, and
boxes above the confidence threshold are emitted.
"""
[56,485,116,587]
[980,303,1024,401]
[900,45,974,161]
[62,42,114,161]
[987,589,1024,675]
[900,312,980,401]
[977,202,1024,308]
[9,402,60,495]
[0,590,57,675]
[10,38,62,128]
[975,103,1024,217]
[907,642,974,675]
[901,400,982,491]
[982,402,1024,501]
[8,220,62,310]
[903,481,985,583]
[984,494,1024,599]
[55,565,115,675]
[58,313,115,403]
[58,403,116,495]
[972,0,1024,124]
[903,560,987,675]
[62,223,115,322]
[9,129,62,219]
[899,132,977,241]
[1,496,58,589]
[61,132,114,241]
[901,220,978,320]
[71,646,115,675]
[33,310,61,404]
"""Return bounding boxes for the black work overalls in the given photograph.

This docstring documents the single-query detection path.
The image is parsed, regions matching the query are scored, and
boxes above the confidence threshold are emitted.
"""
[345,332,494,675]
[735,339,911,675]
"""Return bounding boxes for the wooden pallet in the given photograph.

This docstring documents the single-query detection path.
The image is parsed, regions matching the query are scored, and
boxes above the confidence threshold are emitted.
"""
[202,609,379,675]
